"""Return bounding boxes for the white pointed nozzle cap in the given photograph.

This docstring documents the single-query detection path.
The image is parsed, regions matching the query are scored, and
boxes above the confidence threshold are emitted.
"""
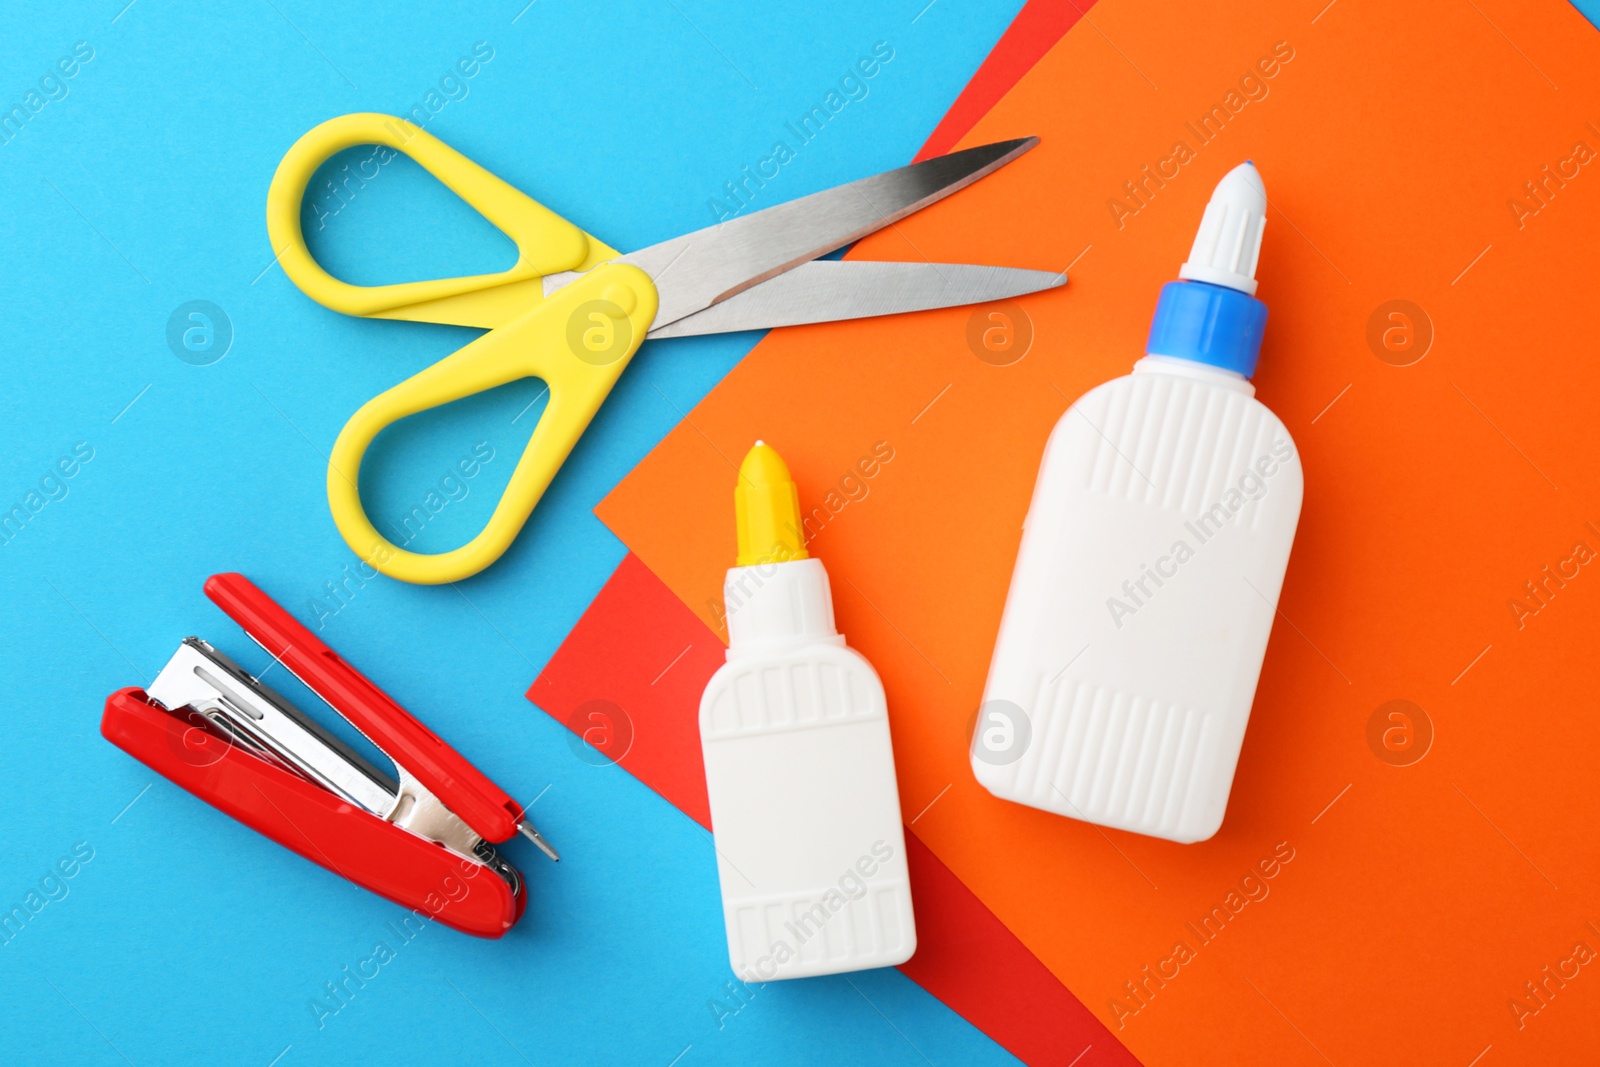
[1179,161,1267,296]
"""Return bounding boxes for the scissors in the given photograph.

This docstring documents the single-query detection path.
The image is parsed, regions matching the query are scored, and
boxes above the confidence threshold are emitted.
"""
[266,113,1064,584]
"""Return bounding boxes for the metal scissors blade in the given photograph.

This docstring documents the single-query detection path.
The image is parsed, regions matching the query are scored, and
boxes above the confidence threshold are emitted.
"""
[646,260,1065,339]
[544,136,1039,330]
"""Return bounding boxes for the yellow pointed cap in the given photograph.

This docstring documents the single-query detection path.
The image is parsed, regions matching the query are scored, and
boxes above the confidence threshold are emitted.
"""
[735,441,808,567]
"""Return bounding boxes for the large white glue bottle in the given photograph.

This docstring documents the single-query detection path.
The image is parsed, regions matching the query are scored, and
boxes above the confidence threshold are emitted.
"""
[699,442,915,981]
[973,162,1303,844]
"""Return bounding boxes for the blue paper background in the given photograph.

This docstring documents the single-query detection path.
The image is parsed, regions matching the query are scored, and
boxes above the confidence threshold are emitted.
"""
[10,1,1600,1064]
[0,2,1031,1064]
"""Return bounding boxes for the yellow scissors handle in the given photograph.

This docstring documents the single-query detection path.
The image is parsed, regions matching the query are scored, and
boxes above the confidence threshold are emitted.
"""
[327,265,658,584]
[266,113,599,321]
[268,114,658,584]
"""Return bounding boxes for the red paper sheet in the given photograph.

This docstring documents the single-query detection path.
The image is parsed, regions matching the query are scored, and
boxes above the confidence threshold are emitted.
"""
[917,0,1095,160]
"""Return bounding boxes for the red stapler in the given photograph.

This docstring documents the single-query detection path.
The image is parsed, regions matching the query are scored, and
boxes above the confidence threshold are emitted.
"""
[101,573,556,938]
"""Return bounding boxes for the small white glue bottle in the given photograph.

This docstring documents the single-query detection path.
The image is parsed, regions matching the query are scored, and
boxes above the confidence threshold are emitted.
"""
[973,162,1303,843]
[698,441,915,981]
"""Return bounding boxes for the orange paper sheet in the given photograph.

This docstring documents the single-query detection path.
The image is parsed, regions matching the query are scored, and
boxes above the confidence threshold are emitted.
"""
[600,0,1600,1062]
